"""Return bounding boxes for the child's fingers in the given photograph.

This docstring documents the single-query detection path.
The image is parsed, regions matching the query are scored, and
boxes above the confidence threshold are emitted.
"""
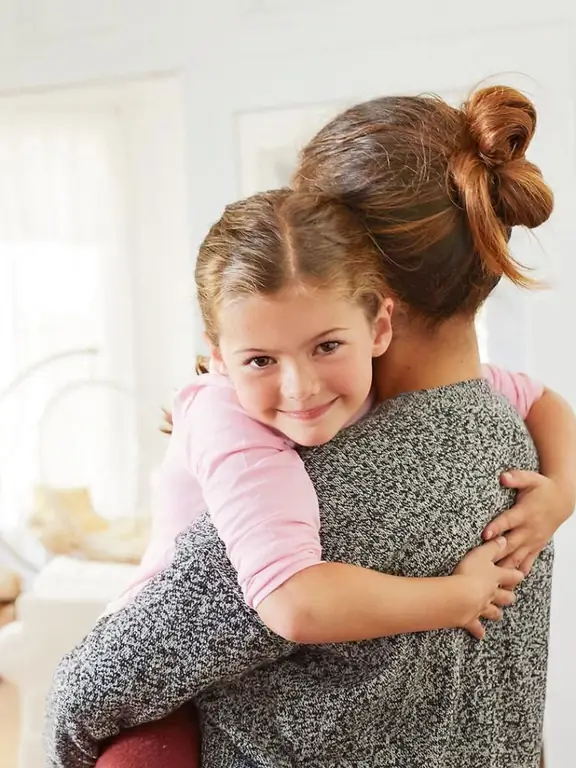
[492,588,516,608]
[493,528,527,559]
[518,551,539,576]
[466,619,486,640]
[495,566,524,590]
[484,507,527,541]
[500,470,545,490]
[480,604,503,622]
[481,536,507,561]
[497,546,532,571]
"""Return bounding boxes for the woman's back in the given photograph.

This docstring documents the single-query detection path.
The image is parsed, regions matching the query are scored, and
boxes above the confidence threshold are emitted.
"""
[197,379,551,768]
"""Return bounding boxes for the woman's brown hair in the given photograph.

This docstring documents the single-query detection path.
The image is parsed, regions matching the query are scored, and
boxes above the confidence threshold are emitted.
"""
[161,187,390,434]
[294,85,553,321]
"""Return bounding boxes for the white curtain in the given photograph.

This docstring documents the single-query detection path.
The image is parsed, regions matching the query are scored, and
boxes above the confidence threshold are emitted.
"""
[0,97,138,531]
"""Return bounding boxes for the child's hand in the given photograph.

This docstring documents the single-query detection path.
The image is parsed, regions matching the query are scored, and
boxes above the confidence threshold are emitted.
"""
[483,470,574,575]
[453,536,523,641]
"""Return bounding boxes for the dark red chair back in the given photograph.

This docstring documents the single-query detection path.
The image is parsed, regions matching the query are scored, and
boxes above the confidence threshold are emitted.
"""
[95,705,200,768]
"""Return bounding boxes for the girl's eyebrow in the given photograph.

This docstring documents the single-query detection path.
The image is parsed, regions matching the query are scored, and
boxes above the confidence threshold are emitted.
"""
[234,327,350,357]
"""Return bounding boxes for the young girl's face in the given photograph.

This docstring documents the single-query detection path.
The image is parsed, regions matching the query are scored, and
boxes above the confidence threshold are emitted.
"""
[212,286,392,446]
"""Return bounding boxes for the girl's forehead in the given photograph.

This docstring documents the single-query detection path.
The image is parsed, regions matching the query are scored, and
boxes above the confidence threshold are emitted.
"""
[217,287,369,351]
[220,285,356,322]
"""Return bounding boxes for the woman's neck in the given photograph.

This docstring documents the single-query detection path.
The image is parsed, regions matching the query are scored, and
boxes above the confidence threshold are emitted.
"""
[374,315,483,402]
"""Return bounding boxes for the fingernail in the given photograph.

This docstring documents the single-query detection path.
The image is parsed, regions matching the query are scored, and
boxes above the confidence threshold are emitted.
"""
[501,472,512,483]
[485,529,493,540]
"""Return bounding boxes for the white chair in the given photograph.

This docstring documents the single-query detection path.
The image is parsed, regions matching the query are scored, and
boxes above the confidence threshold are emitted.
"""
[0,556,137,768]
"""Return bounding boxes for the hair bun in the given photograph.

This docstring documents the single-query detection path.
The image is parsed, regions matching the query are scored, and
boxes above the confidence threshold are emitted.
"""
[463,85,536,168]
[449,85,553,284]
[455,85,553,235]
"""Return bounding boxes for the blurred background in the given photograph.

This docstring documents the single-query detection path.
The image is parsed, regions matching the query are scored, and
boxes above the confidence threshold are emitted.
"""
[0,1,573,766]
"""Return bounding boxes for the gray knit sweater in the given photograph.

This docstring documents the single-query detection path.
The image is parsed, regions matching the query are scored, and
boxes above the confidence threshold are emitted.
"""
[46,380,552,768]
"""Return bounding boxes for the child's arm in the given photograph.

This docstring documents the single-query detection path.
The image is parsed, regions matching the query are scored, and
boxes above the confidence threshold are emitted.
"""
[481,365,576,572]
[185,376,521,644]
[258,538,519,644]
[524,387,576,507]
[485,386,576,574]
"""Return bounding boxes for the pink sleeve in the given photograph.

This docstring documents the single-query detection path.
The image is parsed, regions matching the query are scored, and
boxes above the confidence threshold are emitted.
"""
[114,466,206,607]
[182,375,322,608]
[105,397,208,613]
[482,364,544,419]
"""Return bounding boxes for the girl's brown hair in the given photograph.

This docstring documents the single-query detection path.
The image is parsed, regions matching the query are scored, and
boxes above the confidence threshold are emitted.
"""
[195,187,388,344]
[161,188,390,434]
[294,85,553,321]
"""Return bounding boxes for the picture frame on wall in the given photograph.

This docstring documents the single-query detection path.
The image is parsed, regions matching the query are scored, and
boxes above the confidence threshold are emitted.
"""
[236,102,347,196]
[234,90,469,198]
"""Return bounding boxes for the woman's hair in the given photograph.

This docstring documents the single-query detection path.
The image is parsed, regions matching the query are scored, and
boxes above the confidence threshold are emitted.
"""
[195,187,388,345]
[294,85,553,321]
[161,187,390,434]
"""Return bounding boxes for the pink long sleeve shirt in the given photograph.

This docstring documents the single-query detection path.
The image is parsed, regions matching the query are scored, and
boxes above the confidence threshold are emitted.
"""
[107,365,543,612]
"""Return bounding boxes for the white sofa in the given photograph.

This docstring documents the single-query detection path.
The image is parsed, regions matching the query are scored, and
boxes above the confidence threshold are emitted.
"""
[0,556,137,768]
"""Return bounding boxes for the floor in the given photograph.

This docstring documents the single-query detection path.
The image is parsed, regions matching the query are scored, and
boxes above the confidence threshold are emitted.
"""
[0,682,19,768]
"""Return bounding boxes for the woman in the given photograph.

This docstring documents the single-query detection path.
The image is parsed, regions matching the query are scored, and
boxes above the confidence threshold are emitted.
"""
[48,86,574,768]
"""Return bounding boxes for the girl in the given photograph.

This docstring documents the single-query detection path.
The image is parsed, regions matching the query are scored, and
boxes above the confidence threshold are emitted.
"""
[107,186,572,645]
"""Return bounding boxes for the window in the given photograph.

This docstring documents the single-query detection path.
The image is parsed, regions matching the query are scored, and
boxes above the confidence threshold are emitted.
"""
[0,89,137,532]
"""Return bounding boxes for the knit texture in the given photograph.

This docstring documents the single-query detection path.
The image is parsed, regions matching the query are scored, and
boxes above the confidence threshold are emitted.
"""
[46,380,552,768]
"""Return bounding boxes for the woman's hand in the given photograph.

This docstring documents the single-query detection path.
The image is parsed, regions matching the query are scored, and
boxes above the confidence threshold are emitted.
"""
[453,537,524,640]
[483,470,574,575]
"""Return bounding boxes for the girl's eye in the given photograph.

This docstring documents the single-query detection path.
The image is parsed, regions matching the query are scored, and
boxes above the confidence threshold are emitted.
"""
[247,356,275,369]
[316,341,342,355]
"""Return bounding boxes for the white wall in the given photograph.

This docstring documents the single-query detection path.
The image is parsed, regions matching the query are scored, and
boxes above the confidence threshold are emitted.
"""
[0,1,574,764]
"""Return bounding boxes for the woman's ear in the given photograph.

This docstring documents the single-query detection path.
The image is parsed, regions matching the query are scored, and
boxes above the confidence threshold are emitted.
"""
[372,298,393,357]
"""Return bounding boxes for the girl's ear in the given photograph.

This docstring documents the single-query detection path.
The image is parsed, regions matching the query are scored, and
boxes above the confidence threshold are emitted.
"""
[372,298,393,358]
[206,335,227,375]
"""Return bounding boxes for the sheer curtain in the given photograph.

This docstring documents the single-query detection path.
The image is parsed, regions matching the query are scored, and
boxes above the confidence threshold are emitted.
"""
[0,96,138,532]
